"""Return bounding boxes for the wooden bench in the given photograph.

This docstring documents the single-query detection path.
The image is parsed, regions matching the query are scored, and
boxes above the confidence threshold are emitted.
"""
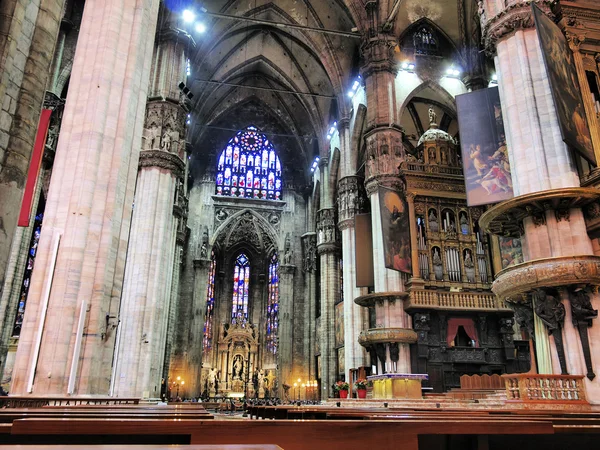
[0,396,140,408]
[7,417,556,450]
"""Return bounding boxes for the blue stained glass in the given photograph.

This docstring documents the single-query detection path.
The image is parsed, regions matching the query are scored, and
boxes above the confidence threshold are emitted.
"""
[202,251,217,352]
[266,253,280,355]
[215,126,282,200]
[231,253,250,322]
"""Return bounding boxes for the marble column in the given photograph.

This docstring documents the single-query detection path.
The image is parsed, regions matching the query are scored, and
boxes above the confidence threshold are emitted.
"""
[360,32,412,374]
[481,0,598,398]
[112,23,189,398]
[317,205,339,398]
[301,232,317,394]
[278,264,295,398]
[10,0,161,395]
[338,176,368,383]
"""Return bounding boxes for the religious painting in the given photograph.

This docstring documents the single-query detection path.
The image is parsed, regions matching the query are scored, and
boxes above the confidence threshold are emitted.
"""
[315,317,321,355]
[337,348,345,375]
[378,187,412,274]
[499,236,524,269]
[456,87,514,206]
[533,5,595,164]
[335,302,345,348]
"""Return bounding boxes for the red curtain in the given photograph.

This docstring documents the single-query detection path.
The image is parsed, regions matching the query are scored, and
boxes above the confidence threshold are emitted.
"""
[447,318,479,347]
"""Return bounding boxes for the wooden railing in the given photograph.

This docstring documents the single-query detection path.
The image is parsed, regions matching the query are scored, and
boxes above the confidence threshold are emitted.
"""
[406,290,509,311]
[401,161,463,176]
[502,374,588,403]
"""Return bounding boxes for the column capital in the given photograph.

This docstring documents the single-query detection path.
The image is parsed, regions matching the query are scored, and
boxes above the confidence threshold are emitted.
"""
[482,0,554,55]
[301,232,317,272]
[338,116,351,131]
[359,34,398,78]
[363,127,405,182]
[139,150,185,178]
[316,208,337,251]
[365,174,405,197]
[338,176,367,226]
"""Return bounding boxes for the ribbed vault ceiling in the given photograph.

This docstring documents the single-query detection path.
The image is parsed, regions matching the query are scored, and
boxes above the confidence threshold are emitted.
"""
[170,0,358,186]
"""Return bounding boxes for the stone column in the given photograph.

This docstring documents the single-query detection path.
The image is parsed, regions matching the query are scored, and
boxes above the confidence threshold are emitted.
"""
[360,32,412,374]
[338,176,368,384]
[301,232,317,392]
[317,206,339,398]
[480,1,599,399]
[112,22,189,399]
[0,0,65,310]
[10,0,160,395]
[278,264,295,398]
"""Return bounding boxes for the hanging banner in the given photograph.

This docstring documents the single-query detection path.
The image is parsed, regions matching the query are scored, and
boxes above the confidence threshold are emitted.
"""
[456,87,514,206]
[355,213,374,287]
[19,109,52,227]
[378,186,412,274]
[533,4,595,164]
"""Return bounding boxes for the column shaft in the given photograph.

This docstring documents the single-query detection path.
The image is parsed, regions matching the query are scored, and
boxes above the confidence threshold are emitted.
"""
[10,0,160,395]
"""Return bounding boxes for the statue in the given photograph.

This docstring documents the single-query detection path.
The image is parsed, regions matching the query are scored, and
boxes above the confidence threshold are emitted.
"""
[533,288,568,374]
[533,289,565,333]
[433,247,443,281]
[507,298,533,339]
[258,369,265,391]
[428,105,437,126]
[428,210,439,232]
[460,212,469,234]
[569,286,598,380]
[464,251,474,268]
[200,243,208,258]
[161,127,173,152]
[146,123,160,150]
[233,355,243,380]
[569,287,598,326]
[283,248,293,265]
[326,228,333,242]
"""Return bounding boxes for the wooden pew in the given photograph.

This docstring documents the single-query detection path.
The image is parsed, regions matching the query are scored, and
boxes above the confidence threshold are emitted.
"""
[8,418,555,450]
[0,396,139,408]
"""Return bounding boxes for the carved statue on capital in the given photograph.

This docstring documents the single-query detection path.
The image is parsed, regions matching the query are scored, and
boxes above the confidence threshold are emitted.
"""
[509,298,534,339]
[302,234,317,273]
[568,285,598,380]
[533,288,569,374]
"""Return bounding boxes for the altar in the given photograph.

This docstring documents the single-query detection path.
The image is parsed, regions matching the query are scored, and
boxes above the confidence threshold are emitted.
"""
[368,374,429,399]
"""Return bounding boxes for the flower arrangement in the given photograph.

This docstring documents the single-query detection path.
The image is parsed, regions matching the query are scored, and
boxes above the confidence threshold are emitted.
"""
[355,378,369,390]
[334,381,349,391]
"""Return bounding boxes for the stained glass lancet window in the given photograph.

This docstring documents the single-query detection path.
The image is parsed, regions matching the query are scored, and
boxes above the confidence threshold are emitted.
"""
[216,126,282,200]
[232,253,250,323]
[202,250,217,352]
[12,212,44,336]
[266,253,279,354]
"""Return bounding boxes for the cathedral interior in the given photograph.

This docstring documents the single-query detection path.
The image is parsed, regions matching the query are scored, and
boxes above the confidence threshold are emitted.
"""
[1,0,600,413]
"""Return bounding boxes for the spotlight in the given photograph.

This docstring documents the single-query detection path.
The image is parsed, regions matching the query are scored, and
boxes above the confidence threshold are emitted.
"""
[492,74,498,81]
[408,63,415,70]
[446,68,454,75]
[182,9,195,23]
[453,69,460,76]
[401,62,409,69]
[195,23,206,33]
[348,91,355,98]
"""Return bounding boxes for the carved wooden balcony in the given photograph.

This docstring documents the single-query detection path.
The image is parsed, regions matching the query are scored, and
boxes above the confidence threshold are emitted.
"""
[405,289,511,312]
[447,347,487,364]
